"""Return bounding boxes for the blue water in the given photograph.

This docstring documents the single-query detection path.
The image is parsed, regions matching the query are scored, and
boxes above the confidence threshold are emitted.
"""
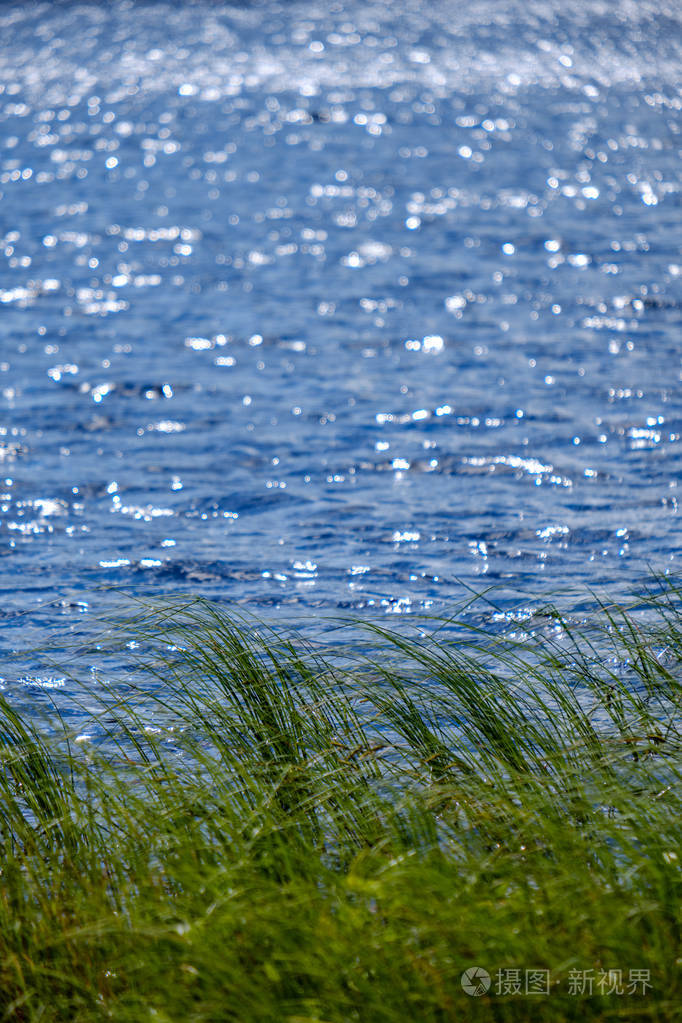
[1,0,681,699]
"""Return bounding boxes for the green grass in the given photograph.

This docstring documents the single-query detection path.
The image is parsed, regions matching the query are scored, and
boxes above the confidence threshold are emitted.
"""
[1,585,681,1021]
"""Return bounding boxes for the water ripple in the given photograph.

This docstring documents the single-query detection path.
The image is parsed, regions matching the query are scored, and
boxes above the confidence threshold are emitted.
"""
[0,0,680,684]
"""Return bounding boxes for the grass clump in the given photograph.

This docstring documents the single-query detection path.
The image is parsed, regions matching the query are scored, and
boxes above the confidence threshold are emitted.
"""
[1,588,681,1021]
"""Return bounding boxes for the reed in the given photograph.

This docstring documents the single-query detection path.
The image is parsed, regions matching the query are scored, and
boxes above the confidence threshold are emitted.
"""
[1,585,681,1021]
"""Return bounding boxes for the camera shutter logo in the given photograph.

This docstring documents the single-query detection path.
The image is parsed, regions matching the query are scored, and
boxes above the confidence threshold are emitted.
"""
[461,967,491,997]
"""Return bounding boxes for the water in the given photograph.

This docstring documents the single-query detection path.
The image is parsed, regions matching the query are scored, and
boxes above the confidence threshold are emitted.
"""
[1,0,681,699]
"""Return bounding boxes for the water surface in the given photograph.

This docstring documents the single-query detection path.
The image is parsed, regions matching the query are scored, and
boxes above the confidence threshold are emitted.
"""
[1,0,681,701]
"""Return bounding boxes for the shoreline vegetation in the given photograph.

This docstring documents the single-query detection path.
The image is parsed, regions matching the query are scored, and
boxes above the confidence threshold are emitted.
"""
[1,585,681,1021]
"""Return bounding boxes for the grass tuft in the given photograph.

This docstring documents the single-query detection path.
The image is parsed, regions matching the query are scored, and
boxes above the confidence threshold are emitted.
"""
[1,586,681,1021]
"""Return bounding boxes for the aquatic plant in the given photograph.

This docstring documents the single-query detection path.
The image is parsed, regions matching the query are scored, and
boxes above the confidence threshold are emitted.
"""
[1,586,681,1021]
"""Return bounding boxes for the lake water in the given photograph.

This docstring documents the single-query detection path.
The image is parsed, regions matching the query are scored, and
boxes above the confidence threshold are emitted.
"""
[1,0,681,700]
